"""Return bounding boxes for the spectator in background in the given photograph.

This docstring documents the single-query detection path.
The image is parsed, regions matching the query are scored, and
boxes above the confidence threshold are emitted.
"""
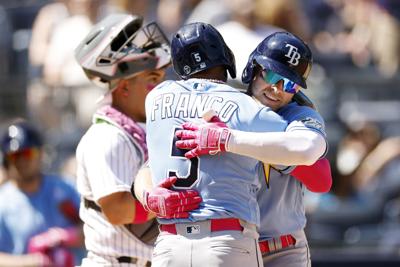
[354,136,400,196]
[210,0,311,87]
[0,119,84,267]
[306,122,381,210]
[216,0,265,84]
[28,0,70,79]
[157,0,202,35]
[369,0,400,77]
[254,0,311,41]
[27,0,105,135]
[305,121,384,244]
[334,121,381,198]
[305,121,400,248]
[184,0,231,28]
[310,0,400,77]
[27,0,107,179]
[104,0,149,17]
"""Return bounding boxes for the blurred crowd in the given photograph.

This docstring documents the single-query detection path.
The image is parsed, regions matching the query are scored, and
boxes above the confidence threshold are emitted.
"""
[0,0,399,263]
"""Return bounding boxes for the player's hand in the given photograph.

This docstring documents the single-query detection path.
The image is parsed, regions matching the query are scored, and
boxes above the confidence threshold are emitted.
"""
[175,115,231,159]
[28,227,80,253]
[143,177,202,219]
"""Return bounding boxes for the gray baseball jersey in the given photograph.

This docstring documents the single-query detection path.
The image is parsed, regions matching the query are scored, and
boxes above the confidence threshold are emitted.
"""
[146,79,288,226]
[258,102,327,267]
[258,102,327,239]
[146,79,287,267]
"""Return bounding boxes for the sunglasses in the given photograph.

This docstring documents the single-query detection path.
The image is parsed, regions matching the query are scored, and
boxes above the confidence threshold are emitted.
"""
[6,147,40,163]
[261,70,301,94]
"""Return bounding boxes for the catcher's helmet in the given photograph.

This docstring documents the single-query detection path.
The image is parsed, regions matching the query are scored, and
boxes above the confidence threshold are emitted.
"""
[75,14,171,88]
[242,32,312,88]
[171,22,236,79]
[1,121,43,166]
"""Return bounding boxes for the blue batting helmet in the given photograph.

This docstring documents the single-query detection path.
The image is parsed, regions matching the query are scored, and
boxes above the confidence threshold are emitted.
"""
[171,22,236,79]
[242,31,312,88]
[1,121,43,156]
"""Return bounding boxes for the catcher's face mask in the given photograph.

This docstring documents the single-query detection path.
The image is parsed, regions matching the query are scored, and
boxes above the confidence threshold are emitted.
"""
[97,21,171,70]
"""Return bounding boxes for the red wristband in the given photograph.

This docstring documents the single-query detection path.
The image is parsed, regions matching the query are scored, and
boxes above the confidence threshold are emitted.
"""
[132,200,150,224]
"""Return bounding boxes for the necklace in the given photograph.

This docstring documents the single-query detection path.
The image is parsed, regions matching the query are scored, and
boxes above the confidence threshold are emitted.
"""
[192,78,225,84]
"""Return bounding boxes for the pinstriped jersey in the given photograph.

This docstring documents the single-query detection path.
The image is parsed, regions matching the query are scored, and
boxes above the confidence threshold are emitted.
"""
[145,79,288,226]
[258,102,327,240]
[76,121,153,263]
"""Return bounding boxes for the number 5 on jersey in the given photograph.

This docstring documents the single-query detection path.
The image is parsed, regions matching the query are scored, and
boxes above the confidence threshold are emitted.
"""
[169,128,200,189]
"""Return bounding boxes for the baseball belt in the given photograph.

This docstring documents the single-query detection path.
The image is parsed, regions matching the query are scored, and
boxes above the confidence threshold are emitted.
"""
[259,234,296,254]
[160,218,243,235]
[83,198,159,245]
[83,198,102,212]
[117,256,151,267]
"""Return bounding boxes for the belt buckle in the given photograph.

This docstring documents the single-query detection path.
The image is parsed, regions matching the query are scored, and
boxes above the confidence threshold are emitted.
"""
[186,225,200,234]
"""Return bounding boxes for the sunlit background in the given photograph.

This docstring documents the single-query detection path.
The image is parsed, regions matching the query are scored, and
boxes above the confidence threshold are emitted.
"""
[0,0,399,266]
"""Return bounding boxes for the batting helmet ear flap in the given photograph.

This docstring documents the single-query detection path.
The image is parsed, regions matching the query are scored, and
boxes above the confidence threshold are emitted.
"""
[244,63,262,96]
[225,45,236,79]
[242,57,258,84]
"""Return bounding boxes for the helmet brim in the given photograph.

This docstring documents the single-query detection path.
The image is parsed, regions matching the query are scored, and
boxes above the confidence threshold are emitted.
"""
[254,56,307,89]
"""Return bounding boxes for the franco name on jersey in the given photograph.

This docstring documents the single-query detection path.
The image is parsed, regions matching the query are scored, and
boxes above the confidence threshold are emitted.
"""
[149,92,239,122]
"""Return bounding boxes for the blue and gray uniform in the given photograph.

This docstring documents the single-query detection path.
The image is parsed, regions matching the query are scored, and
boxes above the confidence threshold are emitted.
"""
[146,79,287,267]
[257,102,327,267]
[0,175,83,261]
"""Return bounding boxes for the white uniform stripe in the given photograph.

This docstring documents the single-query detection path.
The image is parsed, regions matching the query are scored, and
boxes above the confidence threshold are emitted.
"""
[268,239,275,252]
[275,238,282,250]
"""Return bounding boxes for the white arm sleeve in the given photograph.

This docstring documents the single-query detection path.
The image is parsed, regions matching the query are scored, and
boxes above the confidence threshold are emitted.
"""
[227,129,326,166]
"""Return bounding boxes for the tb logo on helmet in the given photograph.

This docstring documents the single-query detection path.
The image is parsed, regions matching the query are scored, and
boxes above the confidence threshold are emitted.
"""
[284,44,301,66]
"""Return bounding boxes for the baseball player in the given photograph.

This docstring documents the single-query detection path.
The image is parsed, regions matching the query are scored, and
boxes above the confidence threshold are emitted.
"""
[242,32,331,267]
[175,32,331,267]
[144,22,289,267]
[0,120,83,267]
[74,14,178,267]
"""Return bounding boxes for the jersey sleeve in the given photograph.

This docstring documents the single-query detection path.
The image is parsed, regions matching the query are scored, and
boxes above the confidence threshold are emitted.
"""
[231,104,288,133]
[80,124,142,201]
[279,103,326,137]
[279,102,328,157]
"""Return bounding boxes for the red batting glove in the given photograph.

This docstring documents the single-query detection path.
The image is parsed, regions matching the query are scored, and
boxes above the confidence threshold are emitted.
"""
[143,177,202,219]
[175,116,231,159]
